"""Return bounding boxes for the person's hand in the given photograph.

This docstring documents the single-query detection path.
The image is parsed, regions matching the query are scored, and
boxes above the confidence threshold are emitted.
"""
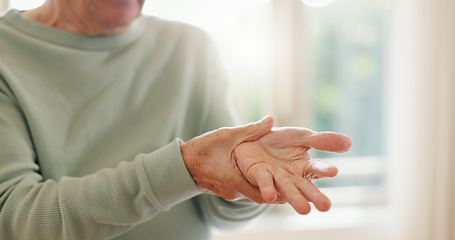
[234,127,351,214]
[180,116,275,203]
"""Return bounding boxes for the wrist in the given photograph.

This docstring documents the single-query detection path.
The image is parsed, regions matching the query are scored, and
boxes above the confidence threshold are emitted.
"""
[180,141,194,174]
[180,140,200,186]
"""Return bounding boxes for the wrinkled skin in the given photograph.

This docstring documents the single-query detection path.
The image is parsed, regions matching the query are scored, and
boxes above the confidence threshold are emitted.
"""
[181,116,276,203]
[235,127,351,214]
[181,116,352,215]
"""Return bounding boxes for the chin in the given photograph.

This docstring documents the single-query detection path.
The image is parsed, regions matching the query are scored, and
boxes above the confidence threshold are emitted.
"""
[91,0,144,35]
[104,9,142,31]
[114,12,141,25]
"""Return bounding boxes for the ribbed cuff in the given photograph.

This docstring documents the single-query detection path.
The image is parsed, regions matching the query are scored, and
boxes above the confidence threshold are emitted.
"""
[142,139,202,210]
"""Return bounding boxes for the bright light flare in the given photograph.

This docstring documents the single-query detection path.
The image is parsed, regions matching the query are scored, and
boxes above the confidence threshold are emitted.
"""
[302,0,335,8]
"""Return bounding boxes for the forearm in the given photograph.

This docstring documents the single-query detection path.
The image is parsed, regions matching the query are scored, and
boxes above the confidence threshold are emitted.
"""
[0,140,201,240]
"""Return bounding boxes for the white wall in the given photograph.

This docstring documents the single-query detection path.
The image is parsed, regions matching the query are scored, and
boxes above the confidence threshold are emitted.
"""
[0,0,9,12]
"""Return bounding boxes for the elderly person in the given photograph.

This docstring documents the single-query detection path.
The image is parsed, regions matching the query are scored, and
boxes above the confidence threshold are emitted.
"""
[0,0,351,239]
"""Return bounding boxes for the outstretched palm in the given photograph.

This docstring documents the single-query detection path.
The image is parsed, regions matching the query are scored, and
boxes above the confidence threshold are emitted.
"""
[234,127,351,214]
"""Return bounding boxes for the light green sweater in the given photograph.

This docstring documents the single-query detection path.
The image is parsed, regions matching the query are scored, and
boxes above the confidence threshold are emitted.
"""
[0,9,266,240]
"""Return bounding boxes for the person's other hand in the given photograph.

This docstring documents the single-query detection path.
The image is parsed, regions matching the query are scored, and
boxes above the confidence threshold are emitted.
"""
[234,127,351,214]
[180,116,275,203]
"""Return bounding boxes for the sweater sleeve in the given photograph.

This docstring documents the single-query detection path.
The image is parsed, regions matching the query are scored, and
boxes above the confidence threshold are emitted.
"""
[0,85,202,240]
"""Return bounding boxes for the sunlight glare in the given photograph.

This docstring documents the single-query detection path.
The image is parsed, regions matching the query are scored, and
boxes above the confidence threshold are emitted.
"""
[302,0,335,8]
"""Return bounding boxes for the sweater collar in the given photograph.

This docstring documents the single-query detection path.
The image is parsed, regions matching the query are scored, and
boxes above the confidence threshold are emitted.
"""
[2,9,147,51]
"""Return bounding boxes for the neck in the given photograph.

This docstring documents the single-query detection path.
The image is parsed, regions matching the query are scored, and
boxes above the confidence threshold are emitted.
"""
[23,0,137,36]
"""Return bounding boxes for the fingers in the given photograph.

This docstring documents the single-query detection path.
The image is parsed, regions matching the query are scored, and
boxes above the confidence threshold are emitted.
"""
[265,168,331,214]
[247,164,329,211]
[295,179,332,212]
[305,159,338,179]
[300,131,352,153]
[253,168,278,202]
[228,116,274,145]
[275,175,312,214]
[245,164,333,212]
[263,127,351,154]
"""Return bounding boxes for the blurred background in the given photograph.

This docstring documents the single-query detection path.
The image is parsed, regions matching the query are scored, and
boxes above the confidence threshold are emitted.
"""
[2,0,454,239]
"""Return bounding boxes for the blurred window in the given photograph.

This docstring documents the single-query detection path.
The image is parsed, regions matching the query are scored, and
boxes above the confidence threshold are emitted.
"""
[305,0,388,207]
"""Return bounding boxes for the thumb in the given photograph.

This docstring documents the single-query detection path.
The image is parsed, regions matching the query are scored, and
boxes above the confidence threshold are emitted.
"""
[230,115,274,145]
[300,131,352,153]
